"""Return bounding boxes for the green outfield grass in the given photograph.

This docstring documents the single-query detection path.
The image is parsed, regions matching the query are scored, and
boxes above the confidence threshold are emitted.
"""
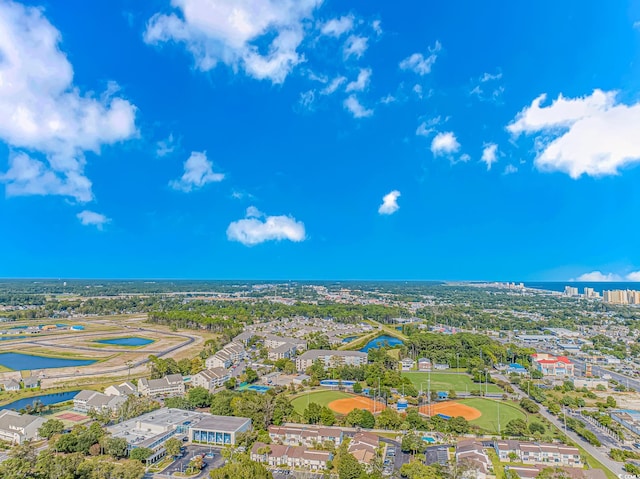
[402,372,502,393]
[291,390,354,415]
[459,398,527,432]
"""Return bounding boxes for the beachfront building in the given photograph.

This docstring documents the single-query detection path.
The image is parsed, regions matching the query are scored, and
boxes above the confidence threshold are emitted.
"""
[296,350,368,372]
[138,374,184,397]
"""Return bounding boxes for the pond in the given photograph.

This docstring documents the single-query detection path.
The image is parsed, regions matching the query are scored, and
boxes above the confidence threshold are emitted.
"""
[341,336,357,343]
[1,391,80,411]
[0,352,96,370]
[95,337,154,346]
[359,334,404,352]
[0,336,26,341]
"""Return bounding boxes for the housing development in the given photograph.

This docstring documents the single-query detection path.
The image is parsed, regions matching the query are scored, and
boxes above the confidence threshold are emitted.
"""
[1,280,640,479]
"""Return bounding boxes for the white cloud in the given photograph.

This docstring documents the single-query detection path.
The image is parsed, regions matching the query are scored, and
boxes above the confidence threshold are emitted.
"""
[320,76,346,95]
[378,190,400,215]
[470,71,503,101]
[399,41,441,75]
[416,117,441,137]
[320,15,354,37]
[503,164,518,175]
[634,21,640,30]
[343,35,368,59]
[343,95,373,118]
[156,133,177,157]
[371,20,382,35]
[227,207,306,246]
[0,1,137,202]
[77,210,110,230]
[170,151,224,192]
[380,94,396,105]
[459,153,471,163]
[508,89,640,178]
[575,271,622,282]
[430,131,460,156]
[144,0,321,84]
[626,271,640,281]
[298,89,316,110]
[345,68,371,92]
[480,72,502,82]
[481,143,498,170]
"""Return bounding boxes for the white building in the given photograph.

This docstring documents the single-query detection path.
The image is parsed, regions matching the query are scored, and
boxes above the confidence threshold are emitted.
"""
[296,350,368,372]
[0,410,46,444]
[73,390,127,413]
[191,368,231,391]
[138,374,184,397]
[104,381,137,397]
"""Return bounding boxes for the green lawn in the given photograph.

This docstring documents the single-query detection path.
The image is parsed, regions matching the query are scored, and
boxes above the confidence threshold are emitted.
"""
[460,398,527,433]
[402,372,502,393]
[291,390,354,415]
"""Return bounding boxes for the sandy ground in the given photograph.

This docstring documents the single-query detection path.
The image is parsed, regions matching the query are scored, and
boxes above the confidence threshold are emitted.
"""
[328,396,387,414]
[418,401,482,420]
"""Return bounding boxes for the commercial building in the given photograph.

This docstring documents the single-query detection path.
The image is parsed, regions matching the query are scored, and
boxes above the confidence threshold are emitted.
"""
[0,410,46,444]
[107,408,251,463]
[268,424,344,447]
[138,374,184,397]
[531,353,574,377]
[611,409,640,437]
[191,367,231,391]
[296,349,368,372]
[250,442,332,471]
[494,440,581,467]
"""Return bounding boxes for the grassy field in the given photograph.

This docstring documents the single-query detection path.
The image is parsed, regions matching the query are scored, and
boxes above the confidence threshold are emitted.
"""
[402,372,502,393]
[291,390,354,414]
[459,398,527,432]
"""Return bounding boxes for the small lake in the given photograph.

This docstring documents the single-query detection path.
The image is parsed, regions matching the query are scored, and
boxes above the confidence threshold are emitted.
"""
[1,391,80,411]
[95,337,154,347]
[341,336,357,343]
[360,334,404,352]
[0,353,96,370]
[0,336,26,341]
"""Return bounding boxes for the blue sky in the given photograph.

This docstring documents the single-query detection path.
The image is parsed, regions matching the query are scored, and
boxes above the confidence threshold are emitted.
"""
[1,0,640,281]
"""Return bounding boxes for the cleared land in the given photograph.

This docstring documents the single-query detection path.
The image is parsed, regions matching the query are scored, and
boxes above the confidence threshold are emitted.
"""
[291,390,354,414]
[402,372,502,393]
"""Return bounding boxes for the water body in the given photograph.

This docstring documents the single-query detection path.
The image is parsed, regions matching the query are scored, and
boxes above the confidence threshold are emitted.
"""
[525,281,640,294]
[95,337,154,346]
[0,336,26,341]
[359,334,404,352]
[0,352,96,370]
[341,336,356,343]
[2,391,80,411]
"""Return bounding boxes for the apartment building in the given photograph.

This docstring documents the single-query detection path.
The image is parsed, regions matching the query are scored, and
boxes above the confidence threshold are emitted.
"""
[0,410,46,444]
[138,374,184,397]
[494,441,581,467]
[348,432,379,466]
[268,424,344,447]
[401,358,416,371]
[250,442,332,471]
[531,353,574,377]
[205,342,246,370]
[104,381,137,397]
[296,349,368,372]
[191,367,231,391]
[455,440,490,479]
[73,390,127,413]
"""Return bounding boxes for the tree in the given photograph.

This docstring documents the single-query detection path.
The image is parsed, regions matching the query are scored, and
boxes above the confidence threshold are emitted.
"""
[519,398,540,414]
[448,416,470,434]
[529,422,545,435]
[245,368,259,384]
[188,386,212,408]
[320,406,335,426]
[505,419,529,437]
[337,452,363,479]
[353,382,363,394]
[103,436,129,458]
[38,418,64,439]
[400,461,444,479]
[165,437,182,457]
[303,403,323,424]
[225,377,237,389]
[164,396,192,410]
[401,433,427,455]
[606,396,617,408]
[376,408,402,430]
[129,447,153,462]
[210,390,236,416]
[210,457,273,479]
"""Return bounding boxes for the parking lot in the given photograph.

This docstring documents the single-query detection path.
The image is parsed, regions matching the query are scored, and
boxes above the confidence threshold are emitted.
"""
[162,445,224,478]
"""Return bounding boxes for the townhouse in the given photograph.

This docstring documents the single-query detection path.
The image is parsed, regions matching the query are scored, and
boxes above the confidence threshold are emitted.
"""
[348,432,380,466]
[455,440,491,479]
[104,381,137,397]
[494,440,581,467]
[268,424,344,447]
[73,390,127,413]
[250,442,332,471]
[0,410,46,444]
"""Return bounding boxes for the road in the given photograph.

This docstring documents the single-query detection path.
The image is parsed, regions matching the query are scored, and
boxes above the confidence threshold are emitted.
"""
[513,384,624,476]
[162,445,223,478]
